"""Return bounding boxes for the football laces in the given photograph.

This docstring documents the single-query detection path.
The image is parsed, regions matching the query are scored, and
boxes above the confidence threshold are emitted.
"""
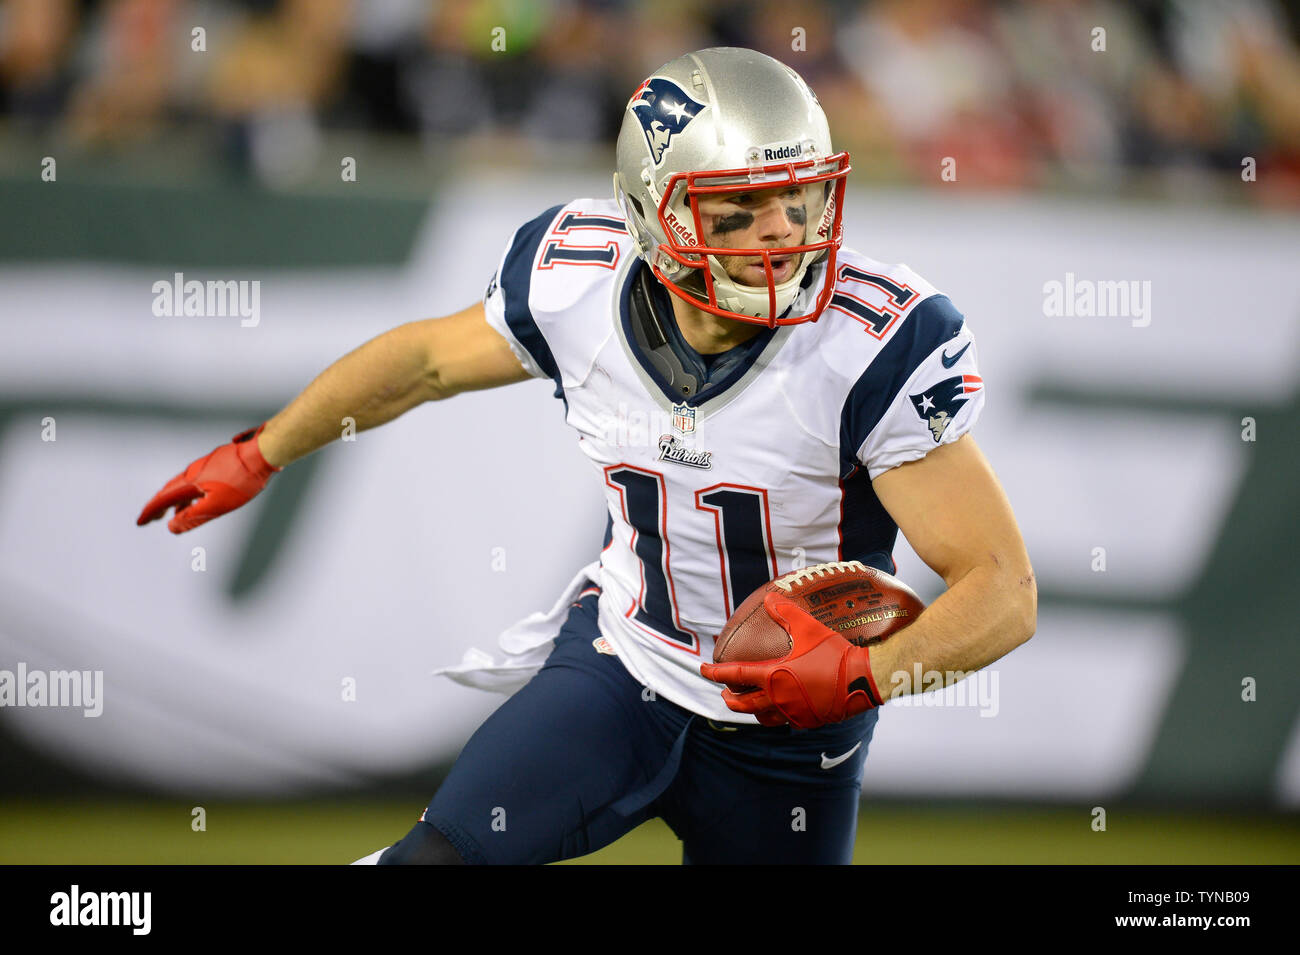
[772,560,871,593]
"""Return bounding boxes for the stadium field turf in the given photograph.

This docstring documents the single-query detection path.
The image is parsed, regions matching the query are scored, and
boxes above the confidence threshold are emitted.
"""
[1,801,1296,864]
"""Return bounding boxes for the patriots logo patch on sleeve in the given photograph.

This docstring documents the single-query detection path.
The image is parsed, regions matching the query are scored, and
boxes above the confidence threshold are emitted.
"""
[909,375,983,442]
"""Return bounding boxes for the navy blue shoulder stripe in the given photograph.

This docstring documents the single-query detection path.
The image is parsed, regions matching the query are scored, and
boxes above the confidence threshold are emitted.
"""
[500,204,564,396]
[838,294,965,473]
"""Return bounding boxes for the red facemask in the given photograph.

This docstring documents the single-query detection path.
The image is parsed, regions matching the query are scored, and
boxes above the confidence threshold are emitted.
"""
[649,152,851,328]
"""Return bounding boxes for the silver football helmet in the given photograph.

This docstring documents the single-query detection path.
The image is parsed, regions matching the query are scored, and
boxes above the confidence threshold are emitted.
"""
[614,47,850,327]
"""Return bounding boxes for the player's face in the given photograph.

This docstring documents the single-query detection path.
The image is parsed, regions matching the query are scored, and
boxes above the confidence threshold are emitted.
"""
[697,183,809,287]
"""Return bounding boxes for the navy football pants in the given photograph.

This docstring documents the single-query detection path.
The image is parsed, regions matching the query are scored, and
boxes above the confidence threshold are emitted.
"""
[420,588,879,864]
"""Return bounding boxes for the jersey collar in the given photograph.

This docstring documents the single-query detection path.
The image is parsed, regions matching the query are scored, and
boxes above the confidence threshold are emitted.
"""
[619,261,779,408]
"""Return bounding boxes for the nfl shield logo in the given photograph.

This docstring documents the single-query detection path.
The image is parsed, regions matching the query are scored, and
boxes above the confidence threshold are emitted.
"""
[672,402,696,435]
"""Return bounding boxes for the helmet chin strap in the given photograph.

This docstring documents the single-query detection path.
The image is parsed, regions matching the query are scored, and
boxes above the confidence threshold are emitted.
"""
[705,252,812,322]
[630,265,705,398]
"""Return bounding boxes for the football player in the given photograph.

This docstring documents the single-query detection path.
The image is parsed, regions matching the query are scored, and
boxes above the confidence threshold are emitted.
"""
[137,48,1036,864]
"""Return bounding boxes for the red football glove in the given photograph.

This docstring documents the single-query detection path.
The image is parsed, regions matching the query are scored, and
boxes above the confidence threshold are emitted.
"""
[136,424,281,534]
[700,591,884,729]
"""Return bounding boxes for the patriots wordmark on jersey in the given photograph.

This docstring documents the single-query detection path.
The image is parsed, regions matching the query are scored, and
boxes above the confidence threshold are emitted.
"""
[437,198,984,723]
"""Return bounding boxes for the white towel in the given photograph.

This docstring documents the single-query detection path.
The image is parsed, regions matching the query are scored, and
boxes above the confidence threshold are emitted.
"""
[431,560,602,694]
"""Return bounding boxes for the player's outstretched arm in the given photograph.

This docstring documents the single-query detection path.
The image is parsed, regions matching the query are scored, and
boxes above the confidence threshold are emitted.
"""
[137,302,532,533]
[255,301,532,467]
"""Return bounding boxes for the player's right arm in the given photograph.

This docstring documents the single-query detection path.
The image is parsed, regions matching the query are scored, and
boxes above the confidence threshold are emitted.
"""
[258,301,532,467]
[136,301,532,533]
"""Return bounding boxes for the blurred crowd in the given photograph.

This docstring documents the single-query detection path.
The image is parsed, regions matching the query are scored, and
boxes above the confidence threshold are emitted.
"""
[2,0,1299,195]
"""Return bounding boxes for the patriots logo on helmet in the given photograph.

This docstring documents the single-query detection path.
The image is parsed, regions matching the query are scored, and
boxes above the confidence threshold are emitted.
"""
[628,78,704,165]
[910,375,983,442]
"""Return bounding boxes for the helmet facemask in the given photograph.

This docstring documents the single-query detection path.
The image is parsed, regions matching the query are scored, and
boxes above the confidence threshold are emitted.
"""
[645,152,849,328]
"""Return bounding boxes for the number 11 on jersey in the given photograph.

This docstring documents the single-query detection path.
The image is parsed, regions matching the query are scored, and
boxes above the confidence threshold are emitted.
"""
[605,465,778,653]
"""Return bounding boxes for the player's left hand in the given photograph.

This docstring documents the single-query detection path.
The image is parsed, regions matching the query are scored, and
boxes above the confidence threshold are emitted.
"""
[700,592,884,729]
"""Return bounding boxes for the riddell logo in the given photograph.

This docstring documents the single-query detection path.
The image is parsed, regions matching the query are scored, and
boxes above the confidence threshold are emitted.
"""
[763,144,803,161]
[664,210,695,244]
[817,198,834,238]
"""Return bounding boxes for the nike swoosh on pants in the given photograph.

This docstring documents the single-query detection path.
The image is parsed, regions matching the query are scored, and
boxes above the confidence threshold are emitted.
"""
[820,741,863,770]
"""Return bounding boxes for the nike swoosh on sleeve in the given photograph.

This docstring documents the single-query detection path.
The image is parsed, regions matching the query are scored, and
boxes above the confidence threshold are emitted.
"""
[940,342,971,368]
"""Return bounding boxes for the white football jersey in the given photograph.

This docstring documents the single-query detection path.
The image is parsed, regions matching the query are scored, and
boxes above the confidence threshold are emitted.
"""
[477,198,985,722]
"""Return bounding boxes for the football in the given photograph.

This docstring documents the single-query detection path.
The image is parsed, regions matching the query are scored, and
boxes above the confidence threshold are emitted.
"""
[713,561,926,682]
